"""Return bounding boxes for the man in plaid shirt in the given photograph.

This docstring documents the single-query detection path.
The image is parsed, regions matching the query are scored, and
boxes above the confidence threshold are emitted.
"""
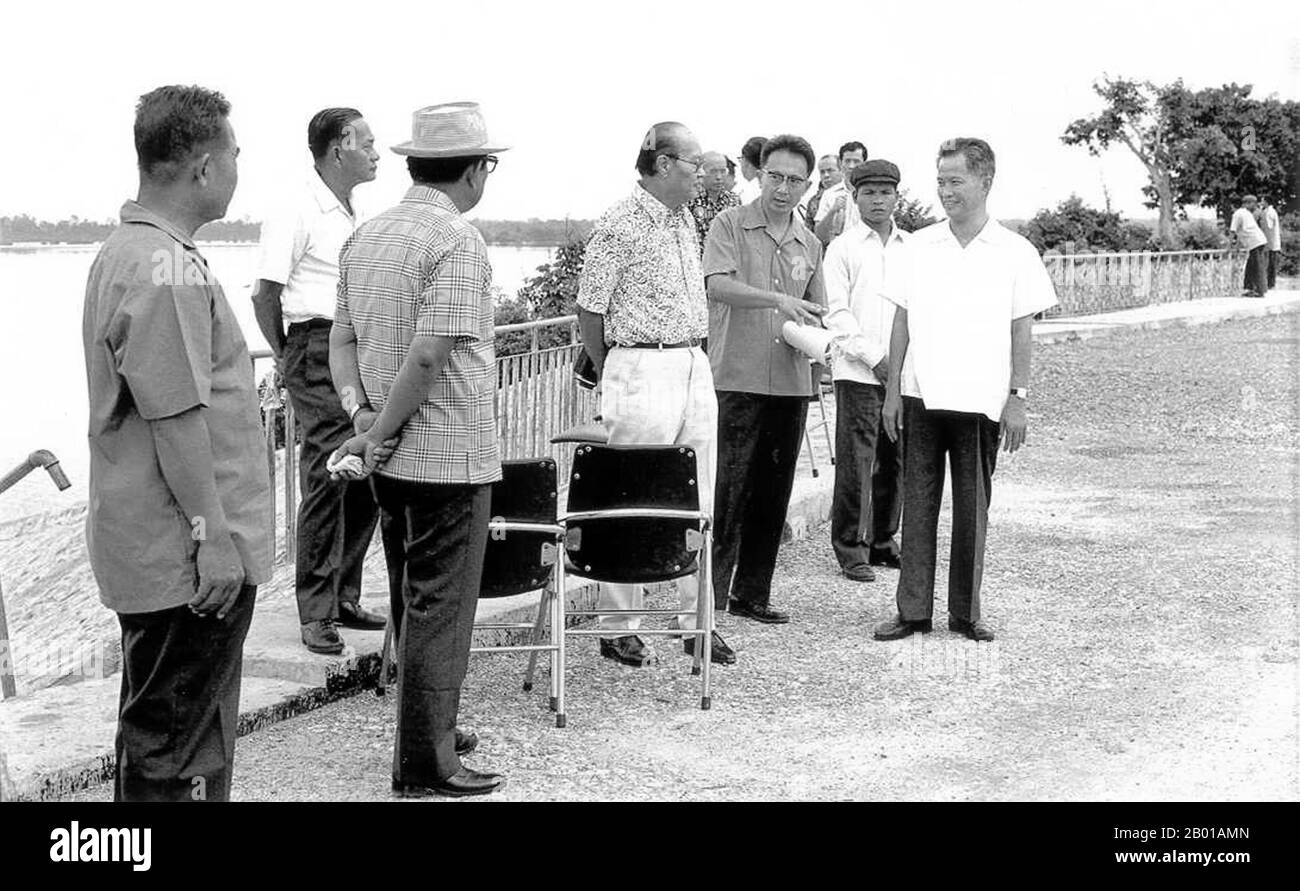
[329,102,507,798]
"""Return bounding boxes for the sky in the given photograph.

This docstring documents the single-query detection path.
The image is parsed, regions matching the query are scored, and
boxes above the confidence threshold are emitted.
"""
[4,0,1298,225]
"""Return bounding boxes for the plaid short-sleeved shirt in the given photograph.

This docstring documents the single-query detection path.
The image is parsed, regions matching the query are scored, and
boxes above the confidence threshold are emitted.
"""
[335,186,501,485]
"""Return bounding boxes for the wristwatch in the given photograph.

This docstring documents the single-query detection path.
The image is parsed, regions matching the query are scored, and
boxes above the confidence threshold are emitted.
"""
[347,402,370,420]
[1009,388,1028,400]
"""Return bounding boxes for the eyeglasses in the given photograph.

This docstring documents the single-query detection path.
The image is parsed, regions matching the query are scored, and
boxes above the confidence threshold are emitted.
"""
[664,153,704,172]
[762,169,809,189]
[482,155,499,173]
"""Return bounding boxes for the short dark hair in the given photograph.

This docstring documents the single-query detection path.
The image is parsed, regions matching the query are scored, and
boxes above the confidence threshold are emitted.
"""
[308,107,363,160]
[134,85,231,181]
[937,137,996,179]
[741,136,767,168]
[407,155,487,185]
[760,134,816,177]
[634,121,689,177]
[838,141,867,162]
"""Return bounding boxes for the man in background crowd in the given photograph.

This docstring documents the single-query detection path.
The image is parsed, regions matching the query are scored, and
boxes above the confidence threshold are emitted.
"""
[705,134,826,626]
[737,136,766,204]
[823,160,908,583]
[1259,197,1282,292]
[803,154,842,229]
[688,151,742,258]
[84,84,272,801]
[577,123,733,666]
[1230,194,1269,297]
[252,107,386,656]
[814,141,868,245]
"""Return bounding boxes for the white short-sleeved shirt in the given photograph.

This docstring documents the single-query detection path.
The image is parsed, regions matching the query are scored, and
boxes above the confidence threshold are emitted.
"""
[256,172,364,323]
[1262,206,1281,251]
[884,219,1058,421]
[737,176,762,205]
[823,221,906,385]
[1229,207,1267,252]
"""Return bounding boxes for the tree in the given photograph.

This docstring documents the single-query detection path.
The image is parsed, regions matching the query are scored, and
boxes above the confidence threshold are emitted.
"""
[1062,76,1186,248]
[894,189,939,232]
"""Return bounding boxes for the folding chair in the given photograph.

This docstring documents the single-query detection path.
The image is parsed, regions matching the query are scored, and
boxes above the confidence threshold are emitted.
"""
[802,363,836,478]
[376,458,568,726]
[560,443,715,716]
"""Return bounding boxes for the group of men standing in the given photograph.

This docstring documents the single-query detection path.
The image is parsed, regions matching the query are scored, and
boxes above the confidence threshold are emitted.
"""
[1230,194,1284,297]
[81,84,1056,803]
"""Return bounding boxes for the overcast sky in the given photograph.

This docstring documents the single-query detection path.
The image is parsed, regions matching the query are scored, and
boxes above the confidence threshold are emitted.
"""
[5,0,1298,224]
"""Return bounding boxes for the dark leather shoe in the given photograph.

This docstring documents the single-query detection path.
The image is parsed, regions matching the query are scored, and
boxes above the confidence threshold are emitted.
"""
[338,601,386,630]
[599,635,651,666]
[842,564,876,582]
[455,729,478,756]
[728,600,790,624]
[391,768,505,798]
[683,631,737,665]
[872,614,933,641]
[867,548,902,569]
[301,619,345,655]
[949,617,995,641]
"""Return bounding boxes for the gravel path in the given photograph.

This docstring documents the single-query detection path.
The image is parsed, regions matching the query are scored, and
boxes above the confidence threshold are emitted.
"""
[67,314,1299,801]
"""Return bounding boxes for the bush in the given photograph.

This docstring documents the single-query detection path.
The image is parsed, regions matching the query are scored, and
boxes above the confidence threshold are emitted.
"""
[1022,195,1132,253]
[1175,219,1228,250]
[894,190,940,233]
[1279,211,1300,276]
[493,237,589,357]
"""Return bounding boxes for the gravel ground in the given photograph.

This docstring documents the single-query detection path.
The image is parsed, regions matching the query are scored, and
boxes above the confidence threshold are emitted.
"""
[66,314,1299,802]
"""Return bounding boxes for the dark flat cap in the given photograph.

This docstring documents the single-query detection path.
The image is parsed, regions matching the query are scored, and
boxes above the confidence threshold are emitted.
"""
[850,159,901,188]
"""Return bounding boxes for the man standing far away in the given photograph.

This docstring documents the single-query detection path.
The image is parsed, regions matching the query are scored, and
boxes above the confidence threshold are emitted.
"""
[687,151,742,257]
[83,85,272,801]
[737,136,767,204]
[329,102,507,797]
[251,108,386,656]
[814,141,868,245]
[577,122,734,667]
[705,134,827,626]
[1259,197,1282,293]
[823,160,908,583]
[1229,194,1269,297]
[803,154,842,229]
[875,137,1058,644]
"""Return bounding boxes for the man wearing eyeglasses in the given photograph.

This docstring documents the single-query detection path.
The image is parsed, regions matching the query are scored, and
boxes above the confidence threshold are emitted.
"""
[704,134,827,626]
[814,141,868,245]
[330,102,508,798]
[577,122,734,667]
[687,151,742,258]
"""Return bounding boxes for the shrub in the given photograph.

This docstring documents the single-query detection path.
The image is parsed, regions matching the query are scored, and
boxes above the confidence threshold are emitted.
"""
[894,189,940,233]
[1022,195,1131,253]
[1175,218,1228,250]
[1279,211,1300,276]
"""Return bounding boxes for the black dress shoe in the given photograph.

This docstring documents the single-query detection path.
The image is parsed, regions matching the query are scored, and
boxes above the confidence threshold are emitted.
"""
[455,729,478,756]
[683,631,737,665]
[599,635,651,666]
[392,768,505,798]
[872,614,933,641]
[301,619,345,655]
[867,549,902,569]
[727,599,790,624]
[842,564,876,582]
[338,601,386,630]
[949,617,995,641]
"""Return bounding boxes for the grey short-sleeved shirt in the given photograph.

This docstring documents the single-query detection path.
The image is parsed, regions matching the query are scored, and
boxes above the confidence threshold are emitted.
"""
[703,201,826,397]
[82,201,273,614]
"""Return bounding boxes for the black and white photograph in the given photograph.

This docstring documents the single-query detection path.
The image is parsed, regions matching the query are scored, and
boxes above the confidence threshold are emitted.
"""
[0,0,1295,865]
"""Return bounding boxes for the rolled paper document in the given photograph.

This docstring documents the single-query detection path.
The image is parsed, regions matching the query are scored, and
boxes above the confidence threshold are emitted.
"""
[781,321,842,362]
[326,450,368,480]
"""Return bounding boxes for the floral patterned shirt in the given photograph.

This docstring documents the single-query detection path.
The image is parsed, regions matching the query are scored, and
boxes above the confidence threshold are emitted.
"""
[687,188,742,257]
[577,185,708,346]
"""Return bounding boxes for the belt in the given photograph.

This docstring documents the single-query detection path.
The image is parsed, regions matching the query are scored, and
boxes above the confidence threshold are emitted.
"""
[622,338,702,350]
[288,317,333,332]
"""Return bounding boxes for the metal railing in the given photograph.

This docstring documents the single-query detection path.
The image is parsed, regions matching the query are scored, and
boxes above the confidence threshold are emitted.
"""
[250,315,597,560]
[1041,248,1245,317]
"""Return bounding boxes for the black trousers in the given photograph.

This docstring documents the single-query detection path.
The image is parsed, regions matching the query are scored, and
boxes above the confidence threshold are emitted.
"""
[897,398,999,624]
[831,380,903,571]
[1243,245,1269,295]
[1267,251,1280,290]
[373,476,490,784]
[282,321,380,624]
[114,584,256,802]
[712,391,808,609]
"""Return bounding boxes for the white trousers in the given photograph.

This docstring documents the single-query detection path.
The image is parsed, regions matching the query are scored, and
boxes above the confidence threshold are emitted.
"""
[596,345,717,632]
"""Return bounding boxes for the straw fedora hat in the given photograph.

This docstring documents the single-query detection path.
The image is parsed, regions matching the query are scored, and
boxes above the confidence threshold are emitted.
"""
[391,101,511,158]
